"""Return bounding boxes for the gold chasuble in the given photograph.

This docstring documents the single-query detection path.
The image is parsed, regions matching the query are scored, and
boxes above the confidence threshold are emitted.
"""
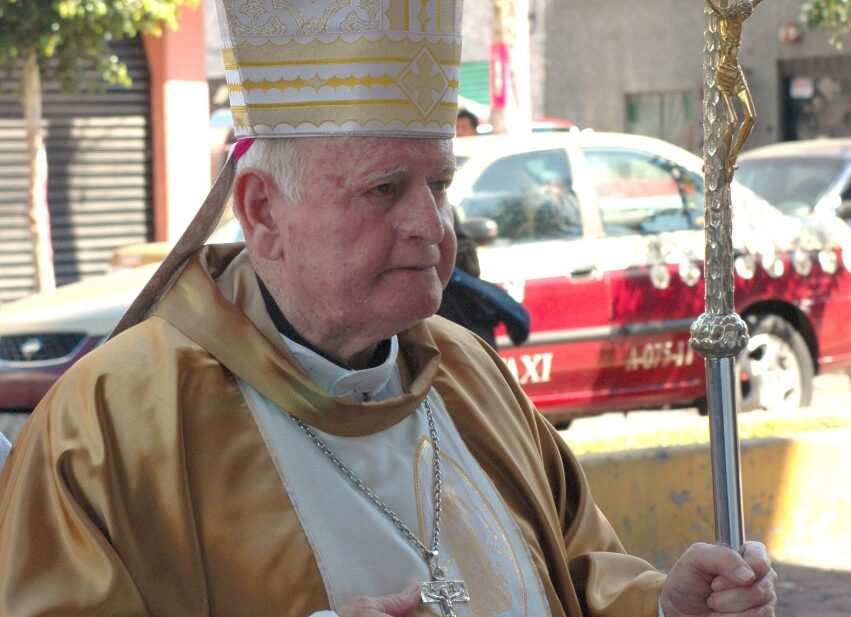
[0,245,665,617]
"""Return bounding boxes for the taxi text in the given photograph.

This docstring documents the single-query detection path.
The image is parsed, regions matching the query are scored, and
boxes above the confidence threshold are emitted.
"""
[502,353,554,384]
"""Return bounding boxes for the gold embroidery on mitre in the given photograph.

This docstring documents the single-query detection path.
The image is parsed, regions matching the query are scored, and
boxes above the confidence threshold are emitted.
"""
[234,74,397,92]
[231,1,288,36]
[265,0,385,34]
[239,0,269,23]
[417,0,430,32]
[396,47,450,117]
[438,0,461,34]
[231,101,458,132]
[232,15,288,36]
[386,0,406,30]
[233,75,458,95]
[217,0,462,137]
[222,39,461,69]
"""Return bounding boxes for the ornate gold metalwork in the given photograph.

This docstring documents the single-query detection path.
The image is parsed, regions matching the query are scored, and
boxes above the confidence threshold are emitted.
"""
[689,0,750,359]
[705,0,763,182]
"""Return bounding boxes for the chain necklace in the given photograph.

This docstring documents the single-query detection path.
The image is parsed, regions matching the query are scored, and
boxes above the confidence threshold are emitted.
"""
[289,397,470,617]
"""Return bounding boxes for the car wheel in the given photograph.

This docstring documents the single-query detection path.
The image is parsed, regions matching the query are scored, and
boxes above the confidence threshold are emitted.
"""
[739,314,814,412]
[552,418,573,431]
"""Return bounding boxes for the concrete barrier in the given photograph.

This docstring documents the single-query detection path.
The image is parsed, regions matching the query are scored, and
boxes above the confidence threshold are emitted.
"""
[579,428,851,569]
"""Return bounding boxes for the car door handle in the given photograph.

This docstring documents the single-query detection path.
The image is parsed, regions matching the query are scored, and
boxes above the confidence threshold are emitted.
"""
[568,266,597,280]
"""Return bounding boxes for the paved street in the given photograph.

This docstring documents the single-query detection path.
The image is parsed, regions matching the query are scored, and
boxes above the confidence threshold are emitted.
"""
[3,374,851,613]
[775,562,851,617]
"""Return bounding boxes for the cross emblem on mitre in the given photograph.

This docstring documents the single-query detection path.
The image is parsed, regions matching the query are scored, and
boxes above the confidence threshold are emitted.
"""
[397,47,450,117]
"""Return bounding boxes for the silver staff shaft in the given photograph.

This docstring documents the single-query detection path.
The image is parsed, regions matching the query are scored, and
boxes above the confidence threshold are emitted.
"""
[705,357,744,548]
[689,1,755,550]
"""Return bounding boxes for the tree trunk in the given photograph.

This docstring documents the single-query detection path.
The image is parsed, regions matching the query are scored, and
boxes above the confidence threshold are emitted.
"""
[23,51,55,293]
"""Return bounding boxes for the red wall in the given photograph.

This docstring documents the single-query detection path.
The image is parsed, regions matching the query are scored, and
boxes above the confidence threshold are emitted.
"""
[143,4,211,242]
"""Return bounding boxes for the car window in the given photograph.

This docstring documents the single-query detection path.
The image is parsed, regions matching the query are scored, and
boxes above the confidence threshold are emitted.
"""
[736,157,843,216]
[457,149,580,243]
[583,147,703,236]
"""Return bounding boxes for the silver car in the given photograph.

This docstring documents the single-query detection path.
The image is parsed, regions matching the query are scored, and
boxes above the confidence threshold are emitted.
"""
[736,138,851,221]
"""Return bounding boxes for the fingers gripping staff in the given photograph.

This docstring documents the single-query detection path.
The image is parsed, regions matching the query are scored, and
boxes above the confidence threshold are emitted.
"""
[662,542,777,617]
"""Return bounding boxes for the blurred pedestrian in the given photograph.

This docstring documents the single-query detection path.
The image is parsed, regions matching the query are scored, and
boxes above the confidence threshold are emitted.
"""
[456,107,479,136]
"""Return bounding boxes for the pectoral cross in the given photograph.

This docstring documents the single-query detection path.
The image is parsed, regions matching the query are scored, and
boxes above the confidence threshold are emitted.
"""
[421,579,470,617]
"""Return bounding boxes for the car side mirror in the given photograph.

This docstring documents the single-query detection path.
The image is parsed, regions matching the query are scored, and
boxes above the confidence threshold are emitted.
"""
[459,216,499,245]
[837,199,851,222]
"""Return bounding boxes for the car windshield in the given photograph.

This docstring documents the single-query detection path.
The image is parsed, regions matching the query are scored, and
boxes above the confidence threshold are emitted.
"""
[736,157,844,216]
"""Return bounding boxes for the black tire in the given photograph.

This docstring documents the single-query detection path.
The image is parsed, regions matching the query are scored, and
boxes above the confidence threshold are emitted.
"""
[738,314,814,412]
[552,418,573,431]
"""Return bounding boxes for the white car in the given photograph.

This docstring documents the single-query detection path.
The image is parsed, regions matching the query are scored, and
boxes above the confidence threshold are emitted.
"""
[736,138,851,221]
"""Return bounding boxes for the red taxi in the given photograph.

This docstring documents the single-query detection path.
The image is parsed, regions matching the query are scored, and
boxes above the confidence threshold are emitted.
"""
[451,132,851,426]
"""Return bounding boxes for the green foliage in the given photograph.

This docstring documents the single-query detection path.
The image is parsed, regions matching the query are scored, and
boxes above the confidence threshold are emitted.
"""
[0,0,200,91]
[801,0,850,49]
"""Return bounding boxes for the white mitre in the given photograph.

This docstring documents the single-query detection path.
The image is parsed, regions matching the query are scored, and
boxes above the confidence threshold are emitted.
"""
[216,0,462,138]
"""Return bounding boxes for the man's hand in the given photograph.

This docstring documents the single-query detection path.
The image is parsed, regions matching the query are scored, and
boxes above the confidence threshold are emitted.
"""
[336,583,421,617]
[661,541,777,617]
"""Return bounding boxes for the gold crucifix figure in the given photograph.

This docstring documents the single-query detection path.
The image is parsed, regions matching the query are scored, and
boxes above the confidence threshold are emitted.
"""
[705,0,763,182]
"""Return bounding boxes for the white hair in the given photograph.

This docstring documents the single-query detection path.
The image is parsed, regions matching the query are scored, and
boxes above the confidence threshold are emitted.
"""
[235,137,309,202]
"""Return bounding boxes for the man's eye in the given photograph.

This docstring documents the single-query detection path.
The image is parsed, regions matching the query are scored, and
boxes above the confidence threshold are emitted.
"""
[431,178,453,192]
[369,183,396,197]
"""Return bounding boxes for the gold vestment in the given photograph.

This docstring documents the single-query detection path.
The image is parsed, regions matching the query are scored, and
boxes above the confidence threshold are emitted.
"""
[0,244,665,616]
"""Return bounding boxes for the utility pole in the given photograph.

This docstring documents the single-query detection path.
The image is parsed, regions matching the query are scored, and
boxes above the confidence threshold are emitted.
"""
[490,0,532,134]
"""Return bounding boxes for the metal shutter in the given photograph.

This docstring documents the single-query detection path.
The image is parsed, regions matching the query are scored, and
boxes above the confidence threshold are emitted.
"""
[0,38,152,303]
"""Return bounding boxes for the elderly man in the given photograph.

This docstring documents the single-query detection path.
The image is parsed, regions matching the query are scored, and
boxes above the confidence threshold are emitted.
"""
[0,1,775,616]
[456,108,479,137]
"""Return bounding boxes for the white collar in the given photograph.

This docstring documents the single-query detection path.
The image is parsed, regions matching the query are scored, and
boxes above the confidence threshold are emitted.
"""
[282,335,402,402]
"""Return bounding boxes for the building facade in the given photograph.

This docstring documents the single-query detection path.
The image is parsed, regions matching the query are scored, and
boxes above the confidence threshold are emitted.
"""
[542,0,850,153]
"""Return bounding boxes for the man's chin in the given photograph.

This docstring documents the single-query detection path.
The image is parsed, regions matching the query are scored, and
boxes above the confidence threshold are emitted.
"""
[383,297,441,332]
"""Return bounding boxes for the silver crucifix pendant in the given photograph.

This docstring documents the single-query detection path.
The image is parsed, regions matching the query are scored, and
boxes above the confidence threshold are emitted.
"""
[420,579,470,617]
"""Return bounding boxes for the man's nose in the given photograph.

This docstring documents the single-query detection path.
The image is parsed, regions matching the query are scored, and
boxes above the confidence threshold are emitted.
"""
[398,185,445,243]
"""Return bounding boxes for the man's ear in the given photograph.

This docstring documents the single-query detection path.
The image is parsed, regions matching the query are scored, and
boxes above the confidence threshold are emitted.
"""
[233,169,286,260]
